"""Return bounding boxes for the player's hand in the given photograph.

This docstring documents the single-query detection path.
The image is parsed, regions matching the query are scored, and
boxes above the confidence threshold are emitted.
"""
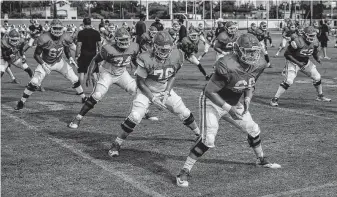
[151,96,167,110]
[42,62,51,74]
[228,106,243,120]
[69,57,78,68]
[160,91,170,105]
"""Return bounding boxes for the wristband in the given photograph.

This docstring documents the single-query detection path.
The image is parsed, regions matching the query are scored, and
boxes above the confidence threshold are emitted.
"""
[221,102,231,112]
[69,57,74,62]
[244,97,251,104]
[222,51,229,56]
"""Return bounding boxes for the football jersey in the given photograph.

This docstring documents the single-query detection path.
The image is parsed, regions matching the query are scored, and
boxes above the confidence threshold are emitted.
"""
[37,32,73,65]
[139,32,153,52]
[284,35,319,65]
[1,36,25,62]
[255,28,266,42]
[247,27,256,35]
[100,42,139,76]
[180,37,199,56]
[215,31,240,52]
[1,27,11,37]
[208,54,267,105]
[135,49,184,93]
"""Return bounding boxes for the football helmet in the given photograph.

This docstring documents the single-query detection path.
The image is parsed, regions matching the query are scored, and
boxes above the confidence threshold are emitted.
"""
[50,19,64,37]
[297,25,304,36]
[33,19,39,27]
[313,21,319,28]
[302,26,317,43]
[198,23,204,31]
[153,31,173,60]
[288,22,296,32]
[115,27,131,49]
[3,21,9,29]
[149,26,158,38]
[108,23,116,32]
[251,23,257,29]
[234,33,261,65]
[260,21,267,31]
[122,22,128,29]
[8,29,21,46]
[188,27,199,42]
[66,27,74,34]
[225,21,237,35]
[172,21,180,31]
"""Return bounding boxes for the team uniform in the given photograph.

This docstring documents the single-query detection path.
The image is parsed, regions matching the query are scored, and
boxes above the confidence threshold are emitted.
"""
[1,25,11,37]
[108,31,200,157]
[195,24,211,61]
[213,26,240,61]
[139,26,157,52]
[271,26,331,106]
[28,22,43,47]
[275,23,296,57]
[254,22,271,67]
[68,27,158,129]
[1,30,33,78]
[15,19,86,110]
[176,34,281,188]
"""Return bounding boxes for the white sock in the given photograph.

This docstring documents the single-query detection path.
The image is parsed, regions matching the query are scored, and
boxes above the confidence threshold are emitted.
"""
[274,86,286,98]
[193,127,200,135]
[115,137,124,146]
[315,84,323,95]
[76,114,83,120]
[183,156,197,172]
[252,145,264,158]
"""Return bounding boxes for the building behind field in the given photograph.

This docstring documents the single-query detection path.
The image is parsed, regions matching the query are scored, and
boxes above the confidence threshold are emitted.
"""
[21,2,77,19]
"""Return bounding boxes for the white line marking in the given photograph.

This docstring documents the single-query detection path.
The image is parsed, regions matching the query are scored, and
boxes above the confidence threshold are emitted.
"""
[175,87,334,120]
[37,101,65,111]
[1,110,166,197]
[260,181,337,197]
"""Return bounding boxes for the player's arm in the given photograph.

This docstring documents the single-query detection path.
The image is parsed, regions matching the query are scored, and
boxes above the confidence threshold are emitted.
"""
[213,40,225,54]
[285,41,305,67]
[204,77,228,109]
[75,42,82,59]
[312,45,321,63]
[64,45,72,60]
[33,45,44,65]
[139,35,148,52]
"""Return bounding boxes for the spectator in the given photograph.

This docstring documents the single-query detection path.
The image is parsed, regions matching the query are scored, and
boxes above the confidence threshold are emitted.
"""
[135,13,147,44]
[75,17,102,87]
[98,19,104,30]
[178,18,187,42]
[319,19,331,60]
[150,17,164,31]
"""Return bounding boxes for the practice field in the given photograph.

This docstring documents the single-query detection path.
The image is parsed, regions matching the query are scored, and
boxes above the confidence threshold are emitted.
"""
[1,34,337,197]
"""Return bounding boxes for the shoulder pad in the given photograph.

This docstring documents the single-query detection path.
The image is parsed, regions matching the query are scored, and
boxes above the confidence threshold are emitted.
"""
[136,52,151,68]
[215,57,230,76]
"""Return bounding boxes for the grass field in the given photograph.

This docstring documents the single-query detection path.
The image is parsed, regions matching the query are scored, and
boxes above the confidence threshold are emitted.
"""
[1,33,337,197]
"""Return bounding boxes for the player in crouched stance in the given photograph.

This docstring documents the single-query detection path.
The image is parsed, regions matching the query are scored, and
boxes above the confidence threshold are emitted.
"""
[68,27,157,129]
[176,34,281,188]
[108,31,200,157]
[270,26,331,106]
[15,19,86,110]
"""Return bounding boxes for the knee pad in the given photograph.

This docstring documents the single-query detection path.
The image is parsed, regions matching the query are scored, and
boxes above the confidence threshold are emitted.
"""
[247,134,261,148]
[26,82,38,91]
[128,111,142,124]
[312,72,321,83]
[30,77,40,87]
[178,106,191,122]
[190,138,210,157]
[91,91,103,101]
[313,80,321,86]
[281,82,291,90]
[85,96,98,108]
[183,113,195,126]
[121,117,138,133]
[72,80,81,89]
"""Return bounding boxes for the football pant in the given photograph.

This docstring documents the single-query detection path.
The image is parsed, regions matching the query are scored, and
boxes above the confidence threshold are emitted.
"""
[187,55,200,65]
[283,60,321,86]
[199,92,260,148]
[0,57,9,72]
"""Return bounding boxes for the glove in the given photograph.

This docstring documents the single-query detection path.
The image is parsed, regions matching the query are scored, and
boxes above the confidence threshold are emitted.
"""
[151,96,167,110]
[228,106,243,120]
[42,62,51,74]
[160,91,170,105]
[69,57,78,68]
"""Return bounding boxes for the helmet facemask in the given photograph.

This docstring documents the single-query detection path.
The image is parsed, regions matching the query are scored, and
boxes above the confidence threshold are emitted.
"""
[226,25,237,35]
[261,24,267,31]
[234,43,261,65]
[304,32,316,43]
[188,32,198,42]
[116,36,130,49]
[51,25,64,37]
[149,30,158,38]
[154,43,172,60]
[9,36,20,46]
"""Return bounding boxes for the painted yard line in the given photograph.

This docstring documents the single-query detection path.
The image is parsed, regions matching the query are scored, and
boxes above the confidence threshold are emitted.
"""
[260,181,337,197]
[175,87,334,120]
[1,110,167,197]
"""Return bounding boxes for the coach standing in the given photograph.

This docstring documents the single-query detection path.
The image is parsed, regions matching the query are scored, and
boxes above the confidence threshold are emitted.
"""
[75,17,102,87]
[319,19,331,60]
[135,14,147,44]
[178,18,187,42]
[150,17,164,31]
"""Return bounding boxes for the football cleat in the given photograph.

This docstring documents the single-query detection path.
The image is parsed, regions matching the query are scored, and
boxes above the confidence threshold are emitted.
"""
[176,168,190,187]
[68,116,82,129]
[323,56,331,60]
[15,100,24,110]
[81,97,88,103]
[334,44,337,48]
[11,79,20,84]
[205,75,211,81]
[316,94,331,102]
[37,86,45,92]
[256,157,281,169]
[108,141,121,157]
[144,112,159,121]
[270,97,279,106]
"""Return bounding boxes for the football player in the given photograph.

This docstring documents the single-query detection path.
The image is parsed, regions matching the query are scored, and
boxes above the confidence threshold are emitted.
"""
[28,19,43,47]
[139,26,157,52]
[270,26,331,107]
[1,20,11,37]
[108,31,200,157]
[66,27,77,51]
[1,29,34,78]
[68,28,158,129]
[15,19,86,110]
[213,21,240,61]
[275,21,296,57]
[43,21,50,32]
[176,34,281,188]
[247,23,257,34]
[195,23,211,61]
[179,27,210,80]
[167,21,180,45]
[101,23,116,45]
[253,21,272,68]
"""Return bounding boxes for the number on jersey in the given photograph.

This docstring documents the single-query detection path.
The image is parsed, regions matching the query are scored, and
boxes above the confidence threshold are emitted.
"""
[153,67,174,80]
[48,48,63,58]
